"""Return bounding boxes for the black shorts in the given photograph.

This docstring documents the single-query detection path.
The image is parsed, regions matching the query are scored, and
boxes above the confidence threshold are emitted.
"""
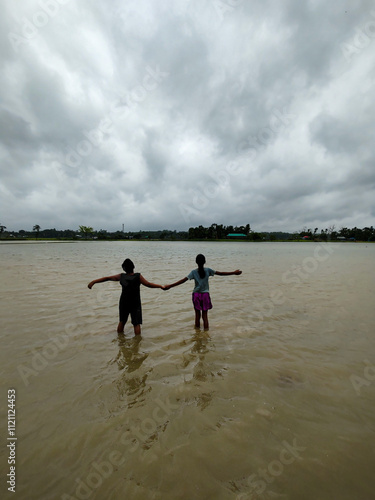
[119,303,142,325]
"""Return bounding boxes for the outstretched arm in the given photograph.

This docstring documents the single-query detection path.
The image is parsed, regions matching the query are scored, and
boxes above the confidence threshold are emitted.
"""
[215,270,242,276]
[164,276,188,290]
[140,274,164,289]
[88,274,121,289]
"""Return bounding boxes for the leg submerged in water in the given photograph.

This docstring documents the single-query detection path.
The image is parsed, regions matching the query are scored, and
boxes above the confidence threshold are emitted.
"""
[133,324,141,335]
[202,310,209,330]
[195,309,201,328]
[117,321,124,334]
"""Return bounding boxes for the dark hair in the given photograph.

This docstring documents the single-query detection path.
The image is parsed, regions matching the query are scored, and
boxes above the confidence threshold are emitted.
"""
[196,254,206,279]
[122,258,135,273]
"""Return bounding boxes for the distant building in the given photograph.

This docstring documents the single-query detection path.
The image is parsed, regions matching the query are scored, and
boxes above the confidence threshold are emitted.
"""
[227,233,247,238]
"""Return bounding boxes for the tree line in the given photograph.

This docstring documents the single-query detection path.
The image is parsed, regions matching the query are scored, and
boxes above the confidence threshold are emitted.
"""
[1,223,374,241]
[298,225,375,242]
[188,224,375,241]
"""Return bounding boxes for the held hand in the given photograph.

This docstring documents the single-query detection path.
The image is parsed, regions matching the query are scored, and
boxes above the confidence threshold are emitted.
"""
[162,285,170,291]
[234,270,242,275]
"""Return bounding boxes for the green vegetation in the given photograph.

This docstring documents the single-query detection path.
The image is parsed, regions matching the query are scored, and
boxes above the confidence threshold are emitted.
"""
[33,224,41,239]
[188,224,251,239]
[79,225,94,240]
[297,225,375,242]
[1,223,374,242]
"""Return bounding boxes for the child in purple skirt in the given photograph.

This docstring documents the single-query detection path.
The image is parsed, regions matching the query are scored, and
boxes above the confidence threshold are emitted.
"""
[164,254,242,330]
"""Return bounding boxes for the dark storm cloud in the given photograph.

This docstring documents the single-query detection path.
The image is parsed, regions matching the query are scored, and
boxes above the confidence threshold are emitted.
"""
[310,112,373,157]
[0,0,374,232]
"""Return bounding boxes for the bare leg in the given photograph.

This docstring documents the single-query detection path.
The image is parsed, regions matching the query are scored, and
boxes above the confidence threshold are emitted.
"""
[202,310,209,330]
[133,324,141,335]
[195,309,201,328]
[117,321,124,334]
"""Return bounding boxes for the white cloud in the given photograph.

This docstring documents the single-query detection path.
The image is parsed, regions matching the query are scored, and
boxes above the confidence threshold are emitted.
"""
[1,0,374,232]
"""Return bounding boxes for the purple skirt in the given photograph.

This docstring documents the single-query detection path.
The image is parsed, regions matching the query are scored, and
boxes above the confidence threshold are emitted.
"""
[192,292,213,311]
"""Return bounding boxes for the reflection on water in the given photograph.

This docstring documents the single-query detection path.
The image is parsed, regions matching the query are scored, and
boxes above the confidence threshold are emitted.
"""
[185,329,215,410]
[190,330,211,383]
[110,335,151,409]
[112,334,148,373]
[1,241,374,500]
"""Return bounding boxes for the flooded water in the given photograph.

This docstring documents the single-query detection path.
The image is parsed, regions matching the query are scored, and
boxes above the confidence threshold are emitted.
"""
[0,240,374,500]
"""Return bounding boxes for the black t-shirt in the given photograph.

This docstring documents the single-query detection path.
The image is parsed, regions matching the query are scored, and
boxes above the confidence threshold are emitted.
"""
[119,273,141,308]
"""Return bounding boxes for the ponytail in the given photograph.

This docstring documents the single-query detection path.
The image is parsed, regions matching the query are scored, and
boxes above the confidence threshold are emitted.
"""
[196,254,206,279]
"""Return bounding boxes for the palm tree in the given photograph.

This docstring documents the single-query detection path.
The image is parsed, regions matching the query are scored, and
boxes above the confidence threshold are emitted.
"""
[79,225,94,239]
[0,224,6,238]
[33,225,41,239]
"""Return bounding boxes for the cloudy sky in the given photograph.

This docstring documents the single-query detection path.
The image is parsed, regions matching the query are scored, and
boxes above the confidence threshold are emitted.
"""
[1,0,374,233]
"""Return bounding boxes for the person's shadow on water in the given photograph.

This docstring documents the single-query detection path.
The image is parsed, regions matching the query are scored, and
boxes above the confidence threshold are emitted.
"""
[109,334,152,407]
[112,334,148,373]
[185,329,216,411]
[188,329,212,382]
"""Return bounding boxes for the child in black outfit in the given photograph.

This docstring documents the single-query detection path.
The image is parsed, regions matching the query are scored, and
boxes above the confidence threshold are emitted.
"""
[88,258,163,335]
